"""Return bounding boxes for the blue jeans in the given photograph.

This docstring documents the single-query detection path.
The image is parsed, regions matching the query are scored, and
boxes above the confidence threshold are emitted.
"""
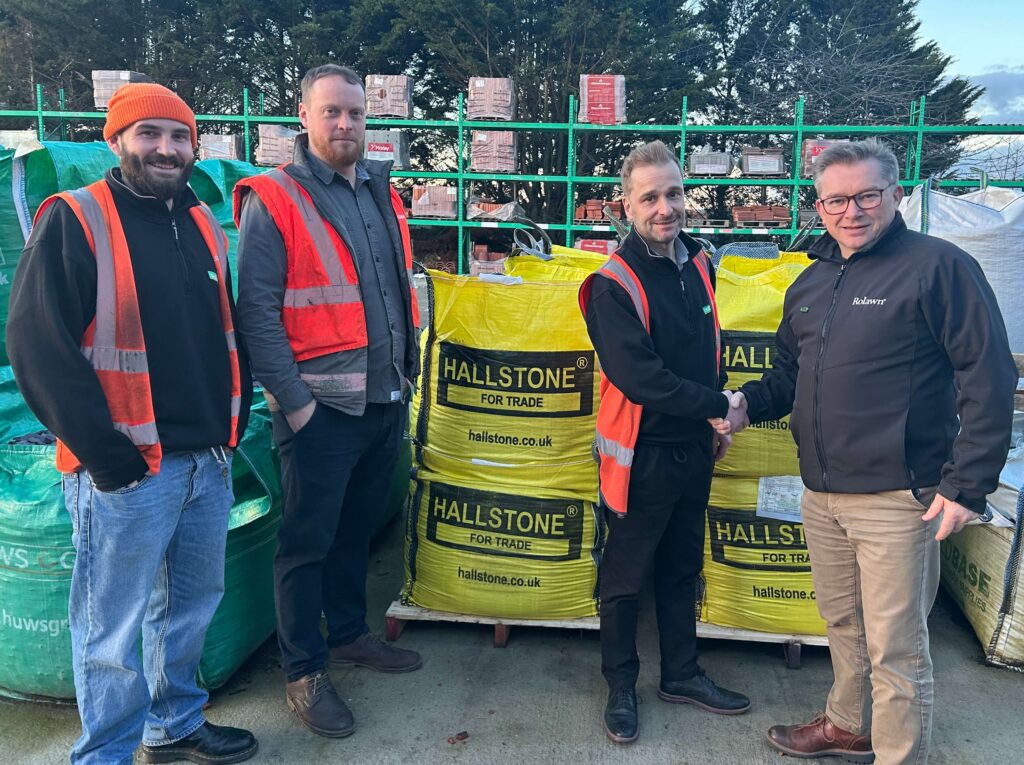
[62,449,233,765]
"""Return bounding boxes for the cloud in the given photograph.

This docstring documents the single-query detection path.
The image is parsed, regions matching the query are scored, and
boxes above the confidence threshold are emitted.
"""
[968,67,1024,123]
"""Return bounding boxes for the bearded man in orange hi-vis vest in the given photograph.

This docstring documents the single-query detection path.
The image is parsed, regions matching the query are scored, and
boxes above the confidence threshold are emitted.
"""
[579,140,750,745]
[233,64,422,740]
[6,84,257,765]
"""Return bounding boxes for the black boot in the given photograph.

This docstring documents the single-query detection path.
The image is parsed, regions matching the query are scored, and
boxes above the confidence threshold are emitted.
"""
[603,687,639,744]
[658,670,751,715]
[138,721,258,764]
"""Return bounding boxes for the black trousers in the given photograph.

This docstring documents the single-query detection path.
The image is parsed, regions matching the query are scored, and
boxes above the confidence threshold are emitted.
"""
[599,439,713,691]
[271,401,405,681]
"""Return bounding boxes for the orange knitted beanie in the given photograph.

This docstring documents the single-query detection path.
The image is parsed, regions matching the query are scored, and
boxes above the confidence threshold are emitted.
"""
[103,83,197,148]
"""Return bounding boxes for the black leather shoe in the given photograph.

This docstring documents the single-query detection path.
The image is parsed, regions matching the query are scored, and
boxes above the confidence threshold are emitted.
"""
[658,671,750,715]
[328,632,422,673]
[603,687,639,744]
[138,721,258,764]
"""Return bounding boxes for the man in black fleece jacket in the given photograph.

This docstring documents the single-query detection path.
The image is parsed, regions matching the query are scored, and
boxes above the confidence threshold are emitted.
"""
[6,84,255,765]
[726,140,1015,765]
[581,141,750,745]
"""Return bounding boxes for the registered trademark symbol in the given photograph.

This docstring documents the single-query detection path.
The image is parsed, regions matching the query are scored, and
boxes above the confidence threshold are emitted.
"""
[567,505,579,516]
[576,357,588,368]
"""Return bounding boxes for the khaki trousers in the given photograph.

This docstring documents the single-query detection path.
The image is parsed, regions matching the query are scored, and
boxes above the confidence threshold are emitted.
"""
[801,487,940,765]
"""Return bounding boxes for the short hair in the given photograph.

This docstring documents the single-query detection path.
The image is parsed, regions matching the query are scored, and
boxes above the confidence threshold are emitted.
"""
[300,64,363,102]
[812,139,900,193]
[620,140,681,195]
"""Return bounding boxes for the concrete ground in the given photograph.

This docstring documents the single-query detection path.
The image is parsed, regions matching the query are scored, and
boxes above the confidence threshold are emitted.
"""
[2,514,1021,765]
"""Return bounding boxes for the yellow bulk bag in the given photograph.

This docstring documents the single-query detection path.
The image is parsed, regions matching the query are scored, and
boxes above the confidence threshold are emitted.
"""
[700,475,826,636]
[504,243,606,282]
[714,251,811,478]
[411,270,599,500]
[402,469,601,618]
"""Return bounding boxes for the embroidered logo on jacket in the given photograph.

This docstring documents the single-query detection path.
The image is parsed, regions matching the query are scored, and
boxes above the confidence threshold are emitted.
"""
[852,296,887,306]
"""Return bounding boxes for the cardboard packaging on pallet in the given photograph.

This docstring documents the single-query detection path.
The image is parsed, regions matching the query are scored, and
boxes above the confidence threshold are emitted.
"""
[255,124,299,166]
[688,152,732,176]
[0,129,37,150]
[365,74,413,118]
[91,70,150,109]
[469,130,516,172]
[364,129,410,168]
[801,138,850,177]
[199,134,244,161]
[578,75,626,125]
[411,185,458,219]
[740,145,785,175]
[466,78,515,120]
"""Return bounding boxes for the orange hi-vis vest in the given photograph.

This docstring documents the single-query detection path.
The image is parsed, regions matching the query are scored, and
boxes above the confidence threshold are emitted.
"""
[579,249,721,516]
[36,180,243,475]
[232,167,419,396]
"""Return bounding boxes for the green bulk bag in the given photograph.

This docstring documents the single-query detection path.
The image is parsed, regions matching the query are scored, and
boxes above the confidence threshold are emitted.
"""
[0,368,282,702]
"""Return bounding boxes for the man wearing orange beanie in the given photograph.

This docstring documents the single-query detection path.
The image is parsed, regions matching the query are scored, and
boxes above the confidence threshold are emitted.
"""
[7,82,257,764]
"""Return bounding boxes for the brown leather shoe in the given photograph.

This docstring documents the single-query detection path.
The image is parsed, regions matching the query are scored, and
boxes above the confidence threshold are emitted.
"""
[767,713,874,763]
[328,632,422,673]
[285,670,355,738]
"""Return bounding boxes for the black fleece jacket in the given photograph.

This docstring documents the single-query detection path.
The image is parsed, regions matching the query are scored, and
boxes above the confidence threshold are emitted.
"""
[6,169,252,491]
[740,214,1016,512]
[584,229,729,445]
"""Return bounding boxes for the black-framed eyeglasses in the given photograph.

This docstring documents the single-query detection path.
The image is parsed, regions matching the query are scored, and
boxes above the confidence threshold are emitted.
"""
[817,183,895,215]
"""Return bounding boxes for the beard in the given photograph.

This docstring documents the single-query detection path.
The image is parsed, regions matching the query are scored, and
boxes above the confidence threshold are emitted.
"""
[119,147,194,201]
[308,132,363,171]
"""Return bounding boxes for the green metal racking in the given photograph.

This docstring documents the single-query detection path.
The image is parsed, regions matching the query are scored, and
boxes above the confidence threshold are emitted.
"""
[5,87,1024,270]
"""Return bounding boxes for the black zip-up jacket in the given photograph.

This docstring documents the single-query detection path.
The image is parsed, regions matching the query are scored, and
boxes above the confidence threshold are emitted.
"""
[740,214,1016,513]
[6,168,253,492]
[584,229,729,445]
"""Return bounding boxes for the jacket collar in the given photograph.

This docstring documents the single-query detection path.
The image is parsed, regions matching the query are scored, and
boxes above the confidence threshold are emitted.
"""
[808,212,907,264]
[620,227,702,268]
[291,134,390,188]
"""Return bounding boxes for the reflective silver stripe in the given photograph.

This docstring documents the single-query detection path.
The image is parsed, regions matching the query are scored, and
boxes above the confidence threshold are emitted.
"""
[67,188,119,350]
[599,258,649,331]
[230,396,241,417]
[113,420,159,445]
[225,330,237,352]
[268,170,352,287]
[300,372,368,393]
[283,284,362,308]
[83,346,149,374]
[595,432,634,467]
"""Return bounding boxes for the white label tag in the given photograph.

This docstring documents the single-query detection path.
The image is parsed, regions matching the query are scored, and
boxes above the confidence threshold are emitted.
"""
[755,476,805,522]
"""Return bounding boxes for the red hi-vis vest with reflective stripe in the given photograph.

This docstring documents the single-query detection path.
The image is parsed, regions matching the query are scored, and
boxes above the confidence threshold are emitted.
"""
[231,168,419,370]
[579,249,721,516]
[35,180,243,475]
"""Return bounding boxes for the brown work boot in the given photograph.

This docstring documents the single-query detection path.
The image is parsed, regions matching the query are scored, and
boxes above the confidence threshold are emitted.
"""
[285,670,355,738]
[328,632,422,673]
[766,713,874,763]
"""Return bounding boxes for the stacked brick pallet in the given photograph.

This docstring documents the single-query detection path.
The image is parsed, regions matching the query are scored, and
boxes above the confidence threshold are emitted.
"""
[91,70,149,109]
[469,131,516,172]
[801,138,849,177]
[574,199,623,222]
[255,124,299,166]
[365,74,413,118]
[469,243,507,275]
[364,129,410,168]
[731,205,791,228]
[687,152,732,176]
[578,75,626,125]
[740,145,785,175]
[411,185,458,218]
[466,78,515,120]
[199,134,244,161]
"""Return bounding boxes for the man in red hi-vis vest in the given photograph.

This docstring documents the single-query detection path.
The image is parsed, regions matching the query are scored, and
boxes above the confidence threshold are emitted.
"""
[7,84,256,765]
[579,140,750,745]
[234,64,421,739]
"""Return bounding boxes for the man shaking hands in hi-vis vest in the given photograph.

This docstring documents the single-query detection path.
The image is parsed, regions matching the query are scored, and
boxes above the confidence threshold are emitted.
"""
[7,84,256,765]
[233,64,422,739]
[579,140,750,746]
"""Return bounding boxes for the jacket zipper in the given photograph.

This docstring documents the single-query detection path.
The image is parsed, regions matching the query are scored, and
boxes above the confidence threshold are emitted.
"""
[812,261,847,492]
[170,216,192,292]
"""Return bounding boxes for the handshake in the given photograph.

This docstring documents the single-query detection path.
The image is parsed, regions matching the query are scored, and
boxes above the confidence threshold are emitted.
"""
[709,391,749,436]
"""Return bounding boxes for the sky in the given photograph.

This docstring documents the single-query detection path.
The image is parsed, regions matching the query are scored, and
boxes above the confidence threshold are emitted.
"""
[916,0,1024,123]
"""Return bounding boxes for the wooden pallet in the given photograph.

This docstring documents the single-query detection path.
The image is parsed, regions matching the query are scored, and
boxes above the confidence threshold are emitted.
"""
[685,219,730,227]
[384,600,827,667]
[738,219,792,229]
